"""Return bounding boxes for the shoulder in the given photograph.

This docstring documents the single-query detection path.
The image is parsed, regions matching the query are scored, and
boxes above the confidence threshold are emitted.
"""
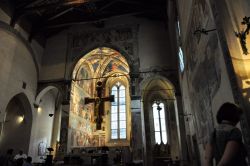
[228,127,242,142]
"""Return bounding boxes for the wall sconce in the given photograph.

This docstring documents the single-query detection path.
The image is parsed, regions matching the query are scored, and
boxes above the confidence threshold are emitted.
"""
[49,114,54,117]
[235,16,250,55]
[17,115,24,124]
[33,103,39,108]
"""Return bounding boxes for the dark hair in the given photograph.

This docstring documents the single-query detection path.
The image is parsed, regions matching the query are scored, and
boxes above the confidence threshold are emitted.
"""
[27,156,32,163]
[7,149,13,154]
[216,102,243,124]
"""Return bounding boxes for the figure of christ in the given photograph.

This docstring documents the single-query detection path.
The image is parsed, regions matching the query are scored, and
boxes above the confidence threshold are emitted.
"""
[85,81,114,130]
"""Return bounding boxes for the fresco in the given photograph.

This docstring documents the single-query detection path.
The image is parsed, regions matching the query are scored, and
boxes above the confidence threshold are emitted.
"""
[70,65,95,147]
[69,47,130,148]
[186,0,221,144]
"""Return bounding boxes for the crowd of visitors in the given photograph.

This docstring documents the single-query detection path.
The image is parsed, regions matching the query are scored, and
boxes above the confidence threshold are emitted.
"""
[0,149,33,166]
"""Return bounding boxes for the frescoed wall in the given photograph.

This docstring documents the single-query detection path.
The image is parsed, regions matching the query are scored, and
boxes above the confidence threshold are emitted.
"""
[69,47,130,149]
[184,0,221,144]
[69,64,95,147]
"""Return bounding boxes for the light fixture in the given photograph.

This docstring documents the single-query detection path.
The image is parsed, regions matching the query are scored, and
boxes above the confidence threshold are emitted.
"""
[37,107,42,113]
[33,103,39,108]
[17,115,24,123]
[49,114,54,117]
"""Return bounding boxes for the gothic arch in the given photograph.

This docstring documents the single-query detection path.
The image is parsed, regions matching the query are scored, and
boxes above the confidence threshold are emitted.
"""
[35,86,62,106]
[0,93,33,154]
[69,44,139,79]
[140,75,180,165]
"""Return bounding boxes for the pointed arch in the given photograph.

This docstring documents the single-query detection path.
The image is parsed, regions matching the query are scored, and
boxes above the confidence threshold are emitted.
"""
[0,93,32,154]
[70,47,131,148]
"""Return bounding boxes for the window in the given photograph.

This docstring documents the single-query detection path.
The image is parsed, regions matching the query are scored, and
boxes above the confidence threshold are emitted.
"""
[153,102,167,144]
[178,47,185,72]
[177,21,181,36]
[176,20,185,72]
[111,82,126,139]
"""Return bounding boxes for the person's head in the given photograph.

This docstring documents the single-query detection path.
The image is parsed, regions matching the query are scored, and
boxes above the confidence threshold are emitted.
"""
[19,150,23,155]
[26,156,32,163]
[216,102,243,125]
[7,149,13,155]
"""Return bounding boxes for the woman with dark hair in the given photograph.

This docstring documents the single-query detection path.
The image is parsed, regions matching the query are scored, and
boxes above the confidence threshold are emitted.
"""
[205,102,247,166]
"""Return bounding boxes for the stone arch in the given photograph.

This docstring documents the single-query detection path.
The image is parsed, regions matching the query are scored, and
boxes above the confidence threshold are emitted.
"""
[69,44,139,79]
[30,85,62,162]
[140,75,176,99]
[68,46,131,149]
[0,93,33,154]
[35,85,62,106]
[140,75,180,165]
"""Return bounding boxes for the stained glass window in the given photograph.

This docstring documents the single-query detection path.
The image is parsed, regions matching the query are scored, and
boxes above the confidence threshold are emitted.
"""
[111,83,126,139]
[153,102,167,144]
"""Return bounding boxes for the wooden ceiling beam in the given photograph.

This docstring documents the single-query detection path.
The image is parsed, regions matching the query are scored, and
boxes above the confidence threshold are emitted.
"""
[18,0,101,12]
[17,0,46,9]
[48,7,74,21]
[98,1,117,12]
[45,10,147,29]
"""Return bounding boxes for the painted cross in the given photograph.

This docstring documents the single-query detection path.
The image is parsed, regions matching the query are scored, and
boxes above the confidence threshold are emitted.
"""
[85,81,114,130]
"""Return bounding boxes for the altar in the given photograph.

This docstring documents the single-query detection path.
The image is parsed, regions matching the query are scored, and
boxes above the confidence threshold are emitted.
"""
[63,146,131,165]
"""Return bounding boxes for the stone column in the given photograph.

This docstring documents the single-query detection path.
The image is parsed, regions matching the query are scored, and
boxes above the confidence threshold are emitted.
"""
[175,96,188,164]
[51,104,62,156]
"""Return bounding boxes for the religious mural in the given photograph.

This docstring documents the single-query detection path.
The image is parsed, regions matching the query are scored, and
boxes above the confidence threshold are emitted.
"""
[69,25,139,71]
[70,62,96,147]
[185,0,221,144]
[69,47,130,149]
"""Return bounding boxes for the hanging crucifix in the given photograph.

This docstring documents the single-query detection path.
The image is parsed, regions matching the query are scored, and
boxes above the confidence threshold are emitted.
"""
[84,81,114,130]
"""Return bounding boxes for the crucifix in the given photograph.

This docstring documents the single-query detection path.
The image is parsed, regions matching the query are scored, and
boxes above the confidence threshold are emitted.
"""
[84,81,114,130]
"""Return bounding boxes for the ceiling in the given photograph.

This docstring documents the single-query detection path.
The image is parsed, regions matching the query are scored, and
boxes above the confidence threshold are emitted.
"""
[1,0,167,39]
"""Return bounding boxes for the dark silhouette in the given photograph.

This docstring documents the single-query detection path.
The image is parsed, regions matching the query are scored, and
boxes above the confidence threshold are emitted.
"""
[14,150,27,166]
[205,102,247,166]
[22,156,33,166]
[0,149,14,166]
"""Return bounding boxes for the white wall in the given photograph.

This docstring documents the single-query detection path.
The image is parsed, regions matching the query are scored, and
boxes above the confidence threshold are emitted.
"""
[0,29,37,117]
[29,91,56,162]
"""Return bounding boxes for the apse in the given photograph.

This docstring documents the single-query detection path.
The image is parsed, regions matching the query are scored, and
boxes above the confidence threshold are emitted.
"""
[70,47,131,150]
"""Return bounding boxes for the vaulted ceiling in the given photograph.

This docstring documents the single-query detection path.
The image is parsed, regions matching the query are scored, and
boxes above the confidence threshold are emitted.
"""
[1,0,167,39]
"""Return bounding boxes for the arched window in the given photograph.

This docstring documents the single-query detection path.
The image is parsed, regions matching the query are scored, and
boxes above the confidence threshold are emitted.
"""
[178,47,185,72]
[111,82,126,139]
[153,102,167,144]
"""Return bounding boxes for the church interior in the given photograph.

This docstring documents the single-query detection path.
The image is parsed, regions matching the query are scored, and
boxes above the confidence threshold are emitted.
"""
[1,0,250,165]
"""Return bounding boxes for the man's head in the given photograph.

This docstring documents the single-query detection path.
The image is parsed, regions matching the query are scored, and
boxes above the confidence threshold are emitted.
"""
[19,150,23,155]
[26,156,32,163]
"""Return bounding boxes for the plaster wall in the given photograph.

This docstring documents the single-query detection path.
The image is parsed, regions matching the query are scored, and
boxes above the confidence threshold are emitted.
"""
[0,27,40,160]
[0,29,37,117]
[178,0,235,164]
[41,33,68,80]
[177,0,193,43]
[40,16,174,80]
[29,91,56,163]
[0,8,44,72]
